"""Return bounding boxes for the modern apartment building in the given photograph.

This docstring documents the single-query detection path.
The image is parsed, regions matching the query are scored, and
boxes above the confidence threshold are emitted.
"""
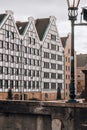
[61,34,77,99]
[0,10,64,100]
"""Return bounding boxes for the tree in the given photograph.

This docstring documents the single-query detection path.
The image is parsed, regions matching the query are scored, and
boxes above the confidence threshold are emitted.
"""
[57,86,61,100]
[7,88,13,100]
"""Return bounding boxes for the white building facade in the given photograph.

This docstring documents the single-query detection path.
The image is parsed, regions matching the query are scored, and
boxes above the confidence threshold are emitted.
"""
[0,11,64,100]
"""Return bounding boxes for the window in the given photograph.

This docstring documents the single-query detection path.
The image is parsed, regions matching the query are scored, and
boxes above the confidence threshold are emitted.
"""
[57,46,59,51]
[68,49,70,54]
[29,70,31,76]
[51,44,56,50]
[44,52,49,58]
[28,81,31,88]
[29,59,31,65]
[15,44,19,51]
[24,81,27,88]
[5,55,9,62]
[58,64,62,70]
[58,55,62,61]
[5,42,9,49]
[33,70,35,77]
[10,43,14,50]
[15,80,19,88]
[47,43,50,49]
[0,80,3,88]
[51,83,56,89]
[5,67,9,75]
[44,62,49,68]
[51,54,56,60]
[0,41,3,48]
[51,63,56,69]
[29,48,31,54]
[24,58,27,64]
[37,50,39,55]
[17,57,19,63]
[24,69,27,76]
[0,67,3,74]
[10,56,14,62]
[58,74,62,79]
[24,46,27,53]
[4,80,8,88]
[36,71,39,77]
[15,68,19,75]
[10,80,14,88]
[36,81,39,89]
[58,83,62,88]
[11,32,14,39]
[44,72,49,78]
[10,68,14,75]
[29,37,31,44]
[51,73,56,79]
[44,82,49,89]
[51,34,56,41]
[32,38,35,45]
[5,30,9,38]
[32,81,35,89]
[0,54,3,61]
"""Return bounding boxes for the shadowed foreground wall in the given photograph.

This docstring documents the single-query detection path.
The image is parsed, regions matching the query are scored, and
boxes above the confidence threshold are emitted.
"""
[0,101,87,130]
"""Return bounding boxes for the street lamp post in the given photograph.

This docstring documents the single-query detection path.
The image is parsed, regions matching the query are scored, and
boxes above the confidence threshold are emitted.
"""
[66,0,80,102]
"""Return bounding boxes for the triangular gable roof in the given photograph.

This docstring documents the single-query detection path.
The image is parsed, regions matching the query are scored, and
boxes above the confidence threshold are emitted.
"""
[35,18,50,41]
[0,14,7,23]
[16,21,28,35]
[0,11,21,40]
[61,36,68,48]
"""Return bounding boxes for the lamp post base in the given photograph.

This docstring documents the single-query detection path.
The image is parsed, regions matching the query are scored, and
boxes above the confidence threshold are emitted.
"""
[66,99,78,103]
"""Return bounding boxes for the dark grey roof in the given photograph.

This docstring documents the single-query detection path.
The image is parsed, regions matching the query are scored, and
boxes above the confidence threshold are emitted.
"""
[61,36,68,48]
[77,54,87,67]
[35,18,50,40]
[16,21,28,35]
[0,14,7,24]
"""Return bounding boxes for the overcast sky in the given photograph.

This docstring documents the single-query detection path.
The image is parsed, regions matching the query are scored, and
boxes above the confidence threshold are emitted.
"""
[0,0,87,54]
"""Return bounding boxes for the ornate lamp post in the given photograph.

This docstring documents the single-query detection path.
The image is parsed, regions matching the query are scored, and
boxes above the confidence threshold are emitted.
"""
[66,0,80,102]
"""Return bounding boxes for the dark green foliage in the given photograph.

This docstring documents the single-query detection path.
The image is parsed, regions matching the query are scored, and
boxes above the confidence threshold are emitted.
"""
[7,88,13,100]
[57,86,61,100]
